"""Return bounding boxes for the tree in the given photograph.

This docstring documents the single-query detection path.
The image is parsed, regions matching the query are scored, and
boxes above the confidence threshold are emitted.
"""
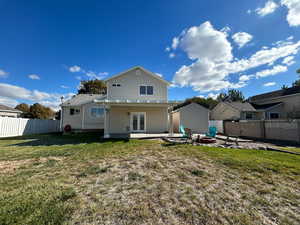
[281,84,289,90]
[174,96,218,110]
[15,103,32,118]
[78,79,107,94]
[292,80,300,87]
[30,103,55,119]
[15,103,30,113]
[217,89,245,102]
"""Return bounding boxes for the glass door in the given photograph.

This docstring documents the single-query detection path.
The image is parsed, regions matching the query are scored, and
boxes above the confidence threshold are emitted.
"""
[130,112,146,132]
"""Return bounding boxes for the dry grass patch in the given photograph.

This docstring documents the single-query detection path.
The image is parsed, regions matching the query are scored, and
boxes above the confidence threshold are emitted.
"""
[0,134,299,225]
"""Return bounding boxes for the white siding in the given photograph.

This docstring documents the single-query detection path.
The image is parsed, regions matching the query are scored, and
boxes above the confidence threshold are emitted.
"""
[174,103,209,133]
[107,68,167,101]
[62,103,104,130]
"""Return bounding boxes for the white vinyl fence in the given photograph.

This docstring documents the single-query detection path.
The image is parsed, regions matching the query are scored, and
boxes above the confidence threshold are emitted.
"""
[0,117,60,138]
[209,120,224,134]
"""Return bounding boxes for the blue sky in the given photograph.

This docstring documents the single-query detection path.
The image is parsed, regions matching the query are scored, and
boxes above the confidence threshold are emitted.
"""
[0,0,299,110]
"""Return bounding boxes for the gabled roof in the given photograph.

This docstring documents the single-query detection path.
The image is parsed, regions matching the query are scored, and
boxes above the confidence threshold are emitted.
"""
[0,104,22,113]
[61,94,106,107]
[251,102,282,111]
[249,86,300,102]
[224,101,256,112]
[105,66,171,85]
[172,102,210,112]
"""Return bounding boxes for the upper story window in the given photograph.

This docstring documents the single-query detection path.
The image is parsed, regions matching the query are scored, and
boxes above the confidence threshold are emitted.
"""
[140,85,154,96]
[91,107,104,118]
[112,83,121,87]
[70,108,80,116]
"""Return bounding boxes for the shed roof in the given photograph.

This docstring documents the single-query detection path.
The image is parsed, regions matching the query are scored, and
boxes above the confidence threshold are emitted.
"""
[172,102,210,113]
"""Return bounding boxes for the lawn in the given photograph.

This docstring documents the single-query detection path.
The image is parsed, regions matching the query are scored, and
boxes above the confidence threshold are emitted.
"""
[0,133,300,225]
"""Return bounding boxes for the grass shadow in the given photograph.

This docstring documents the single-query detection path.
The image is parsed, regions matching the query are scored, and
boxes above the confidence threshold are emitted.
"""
[5,133,129,147]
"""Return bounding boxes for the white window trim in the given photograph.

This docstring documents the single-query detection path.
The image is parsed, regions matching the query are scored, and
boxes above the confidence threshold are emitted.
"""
[130,112,146,132]
[70,108,80,116]
[139,85,154,96]
[90,106,105,118]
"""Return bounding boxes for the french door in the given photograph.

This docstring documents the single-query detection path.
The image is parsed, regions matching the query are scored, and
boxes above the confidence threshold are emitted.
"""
[130,112,146,132]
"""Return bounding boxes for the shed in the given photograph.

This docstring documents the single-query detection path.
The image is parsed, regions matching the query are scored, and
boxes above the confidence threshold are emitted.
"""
[171,102,210,133]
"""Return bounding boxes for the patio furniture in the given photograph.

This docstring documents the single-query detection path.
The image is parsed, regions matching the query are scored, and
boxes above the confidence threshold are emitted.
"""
[206,126,217,137]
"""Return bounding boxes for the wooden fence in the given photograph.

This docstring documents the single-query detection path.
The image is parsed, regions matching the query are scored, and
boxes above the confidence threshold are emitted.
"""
[224,120,300,143]
[0,117,60,138]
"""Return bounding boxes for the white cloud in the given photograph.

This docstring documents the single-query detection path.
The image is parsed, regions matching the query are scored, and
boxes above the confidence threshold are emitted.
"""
[247,9,252,14]
[75,76,82,80]
[165,47,171,52]
[0,69,9,78]
[155,73,163,77]
[282,55,295,65]
[239,75,254,82]
[60,85,69,89]
[0,82,74,111]
[264,82,276,86]
[281,0,300,26]
[169,53,176,58]
[98,72,109,76]
[172,37,179,49]
[69,65,81,73]
[0,96,19,107]
[256,1,279,16]
[232,32,253,48]
[207,93,219,100]
[220,26,231,35]
[179,21,233,62]
[28,74,40,80]
[255,65,288,78]
[171,21,300,93]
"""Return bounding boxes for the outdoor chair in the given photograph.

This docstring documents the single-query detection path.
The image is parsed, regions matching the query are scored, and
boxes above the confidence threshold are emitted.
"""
[206,126,217,137]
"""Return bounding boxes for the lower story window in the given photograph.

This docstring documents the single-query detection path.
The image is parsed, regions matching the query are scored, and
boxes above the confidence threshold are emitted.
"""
[70,108,80,115]
[91,107,104,118]
[246,113,253,119]
[270,113,279,119]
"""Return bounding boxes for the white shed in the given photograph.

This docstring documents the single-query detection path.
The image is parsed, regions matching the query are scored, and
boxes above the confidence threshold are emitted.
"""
[171,102,210,134]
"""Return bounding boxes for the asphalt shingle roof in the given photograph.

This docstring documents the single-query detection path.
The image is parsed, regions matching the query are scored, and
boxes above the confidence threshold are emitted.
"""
[61,94,106,106]
[249,86,300,102]
[252,102,282,110]
[225,102,256,112]
[0,104,22,112]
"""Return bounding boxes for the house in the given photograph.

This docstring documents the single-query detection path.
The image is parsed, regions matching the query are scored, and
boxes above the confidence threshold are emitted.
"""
[210,101,258,120]
[171,102,209,133]
[61,66,180,137]
[249,86,300,119]
[0,104,22,118]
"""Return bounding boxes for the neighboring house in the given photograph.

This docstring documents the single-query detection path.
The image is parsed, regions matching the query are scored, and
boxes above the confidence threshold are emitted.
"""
[171,102,209,133]
[249,86,300,119]
[61,66,179,137]
[210,102,258,120]
[0,104,22,118]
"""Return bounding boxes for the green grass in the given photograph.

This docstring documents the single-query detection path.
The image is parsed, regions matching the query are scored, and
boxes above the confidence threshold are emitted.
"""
[0,133,299,225]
